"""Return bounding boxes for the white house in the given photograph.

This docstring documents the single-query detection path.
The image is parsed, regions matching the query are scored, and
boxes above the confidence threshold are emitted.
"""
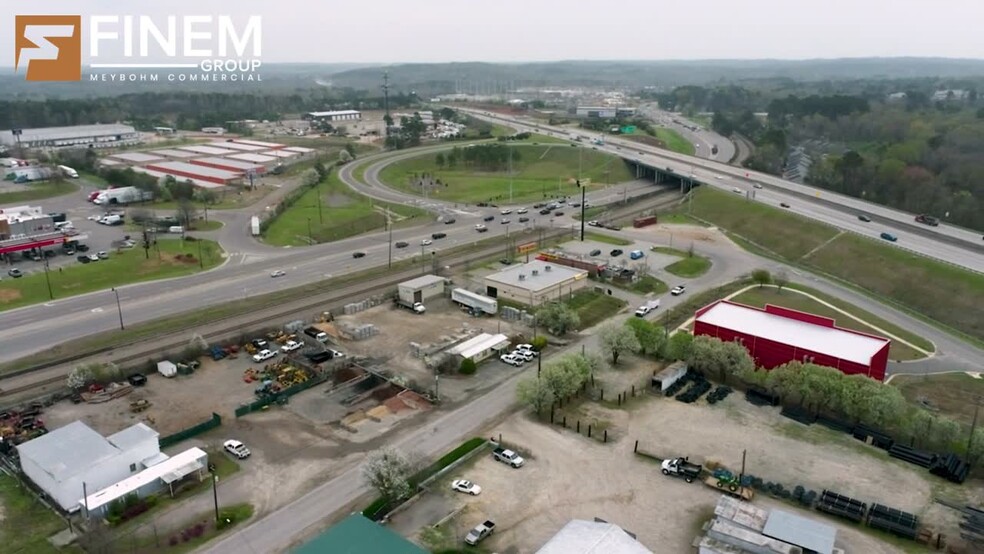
[16,421,165,512]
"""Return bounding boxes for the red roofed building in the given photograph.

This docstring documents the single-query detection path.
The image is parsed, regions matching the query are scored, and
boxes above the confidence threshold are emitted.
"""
[693,300,891,381]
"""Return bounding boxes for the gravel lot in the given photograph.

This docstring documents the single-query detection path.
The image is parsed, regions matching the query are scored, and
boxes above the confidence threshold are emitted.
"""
[390,366,982,553]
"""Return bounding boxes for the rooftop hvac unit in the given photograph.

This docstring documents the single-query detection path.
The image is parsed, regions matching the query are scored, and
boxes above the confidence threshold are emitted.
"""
[532,270,539,276]
[545,265,552,271]
[518,274,526,281]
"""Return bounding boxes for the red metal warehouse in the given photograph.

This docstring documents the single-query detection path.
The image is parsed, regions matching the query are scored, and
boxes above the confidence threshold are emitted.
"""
[693,300,891,381]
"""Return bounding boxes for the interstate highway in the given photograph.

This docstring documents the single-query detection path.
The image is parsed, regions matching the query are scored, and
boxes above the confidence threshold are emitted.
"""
[460,109,984,273]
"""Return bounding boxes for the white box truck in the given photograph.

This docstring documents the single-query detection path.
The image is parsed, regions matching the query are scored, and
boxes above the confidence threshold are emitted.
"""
[451,288,498,315]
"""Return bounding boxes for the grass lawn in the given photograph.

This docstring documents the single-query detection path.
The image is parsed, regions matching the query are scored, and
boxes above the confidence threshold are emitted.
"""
[149,185,277,211]
[0,475,77,553]
[0,180,78,204]
[892,373,984,426]
[651,246,713,278]
[0,239,223,312]
[567,290,627,330]
[130,503,254,553]
[690,187,840,260]
[731,286,928,361]
[189,219,224,231]
[263,172,429,246]
[584,231,632,246]
[379,145,634,204]
[628,275,668,295]
[652,128,696,155]
[802,233,984,342]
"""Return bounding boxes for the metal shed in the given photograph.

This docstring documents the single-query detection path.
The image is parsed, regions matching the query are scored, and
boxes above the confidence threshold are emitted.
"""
[762,509,837,554]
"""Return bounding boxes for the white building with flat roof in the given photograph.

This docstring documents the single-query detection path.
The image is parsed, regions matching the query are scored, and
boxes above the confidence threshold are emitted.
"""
[536,519,652,554]
[484,260,588,306]
[305,110,362,122]
[447,333,510,362]
[0,124,140,149]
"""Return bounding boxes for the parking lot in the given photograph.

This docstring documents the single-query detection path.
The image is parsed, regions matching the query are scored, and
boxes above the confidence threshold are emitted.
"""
[388,359,982,553]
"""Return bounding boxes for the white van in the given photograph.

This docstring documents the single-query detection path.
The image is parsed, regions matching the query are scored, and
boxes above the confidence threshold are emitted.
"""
[99,214,122,225]
[57,165,79,178]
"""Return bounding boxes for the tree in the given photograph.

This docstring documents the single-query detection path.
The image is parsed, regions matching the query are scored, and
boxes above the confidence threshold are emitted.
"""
[688,335,753,383]
[344,142,356,158]
[663,332,694,361]
[751,268,772,288]
[541,360,582,399]
[435,152,445,168]
[516,376,554,413]
[338,149,353,164]
[67,364,94,390]
[362,447,415,502]
[536,302,580,336]
[176,199,198,229]
[598,322,641,365]
[773,270,789,293]
[625,318,665,356]
[301,168,320,188]
[459,358,476,375]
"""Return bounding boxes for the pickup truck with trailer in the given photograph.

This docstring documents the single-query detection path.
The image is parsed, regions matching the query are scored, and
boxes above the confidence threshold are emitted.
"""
[303,326,328,343]
[660,457,702,483]
[493,447,524,467]
[394,298,426,314]
[464,520,495,545]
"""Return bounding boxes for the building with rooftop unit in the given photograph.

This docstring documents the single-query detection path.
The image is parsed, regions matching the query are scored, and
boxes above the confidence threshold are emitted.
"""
[484,260,588,307]
[304,110,362,122]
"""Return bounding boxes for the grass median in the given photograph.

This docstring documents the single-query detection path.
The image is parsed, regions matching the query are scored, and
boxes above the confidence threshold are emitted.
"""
[651,246,712,278]
[0,239,223,312]
[685,187,984,345]
[584,231,632,246]
[0,180,79,204]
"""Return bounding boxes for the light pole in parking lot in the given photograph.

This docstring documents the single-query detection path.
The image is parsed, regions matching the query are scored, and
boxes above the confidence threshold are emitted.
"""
[42,256,53,300]
[111,288,124,330]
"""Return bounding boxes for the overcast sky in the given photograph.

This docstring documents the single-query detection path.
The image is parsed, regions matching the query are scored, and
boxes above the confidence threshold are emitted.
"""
[4,0,984,64]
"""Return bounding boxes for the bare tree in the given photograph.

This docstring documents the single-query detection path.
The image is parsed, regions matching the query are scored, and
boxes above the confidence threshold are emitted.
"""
[774,270,789,293]
[176,199,199,229]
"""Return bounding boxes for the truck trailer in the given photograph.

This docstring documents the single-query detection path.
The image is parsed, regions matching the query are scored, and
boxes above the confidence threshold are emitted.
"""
[451,288,498,315]
[93,186,153,205]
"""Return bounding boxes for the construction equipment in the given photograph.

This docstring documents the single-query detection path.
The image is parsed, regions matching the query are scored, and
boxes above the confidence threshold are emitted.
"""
[129,399,152,413]
[244,343,258,355]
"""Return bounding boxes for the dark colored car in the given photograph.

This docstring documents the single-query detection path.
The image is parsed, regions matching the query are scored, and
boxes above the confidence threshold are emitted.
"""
[610,249,623,256]
[780,203,791,209]
[858,214,871,222]
[518,217,529,223]
[444,218,456,225]
[127,373,148,387]
[539,208,551,215]
[395,241,409,248]
[880,232,898,242]
[499,258,512,265]
[352,251,367,258]
[554,211,564,216]
[589,249,602,256]
[76,244,90,252]
[483,215,495,222]
[431,232,447,239]
[77,255,91,263]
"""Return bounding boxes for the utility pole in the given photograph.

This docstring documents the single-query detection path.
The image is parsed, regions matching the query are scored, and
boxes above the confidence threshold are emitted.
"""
[317,171,324,224]
[307,218,313,244]
[197,240,203,269]
[42,257,53,300]
[387,220,393,269]
[209,464,220,524]
[112,288,124,330]
[508,145,513,203]
[579,181,586,241]
[382,71,391,141]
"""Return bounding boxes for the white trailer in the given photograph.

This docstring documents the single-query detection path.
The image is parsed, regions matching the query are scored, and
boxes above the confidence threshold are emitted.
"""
[93,186,153,205]
[451,288,498,315]
[57,165,79,178]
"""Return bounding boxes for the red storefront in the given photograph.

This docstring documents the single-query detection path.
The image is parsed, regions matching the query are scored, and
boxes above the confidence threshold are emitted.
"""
[693,300,891,381]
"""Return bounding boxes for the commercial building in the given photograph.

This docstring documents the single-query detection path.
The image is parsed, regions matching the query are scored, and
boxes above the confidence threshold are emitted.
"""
[398,274,447,304]
[0,124,140,149]
[484,260,589,306]
[208,141,268,152]
[693,300,890,381]
[229,139,285,150]
[143,161,243,186]
[447,332,510,363]
[227,153,278,165]
[189,156,266,175]
[536,519,652,553]
[176,145,241,157]
[294,513,427,554]
[575,106,637,119]
[107,151,165,165]
[0,206,86,256]
[16,421,164,512]
[148,148,199,159]
[304,110,363,122]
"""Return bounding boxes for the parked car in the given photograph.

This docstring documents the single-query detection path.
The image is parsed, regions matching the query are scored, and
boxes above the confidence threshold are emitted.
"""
[281,340,303,352]
[465,520,495,546]
[515,343,537,353]
[500,209,512,215]
[223,440,251,459]
[554,211,564,216]
[451,479,482,495]
[270,269,286,278]
[500,218,511,224]
[475,224,487,232]
[127,373,147,387]
[635,305,652,317]
[858,214,871,222]
[518,217,529,223]
[87,254,100,262]
[511,350,534,362]
[499,258,512,265]
[77,255,90,264]
[492,447,525,467]
[395,241,409,248]
[444,218,456,225]
[539,208,552,215]
[629,250,644,260]
[352,251,366,258]
[589,249,602,256]
[499,354,524,366]
[731,187,743,194]
[483,215,495,222]
[588,220,601,227]
[517,207,528,214]
[671,285,687,296]
[610,249,623,257]
[252,349,277,363]
[880,232,898,242]
[7,268,23,278]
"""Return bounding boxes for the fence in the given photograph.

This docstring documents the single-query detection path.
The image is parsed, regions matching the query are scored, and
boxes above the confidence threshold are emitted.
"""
[158,412,221,448]
[234,371,332,417]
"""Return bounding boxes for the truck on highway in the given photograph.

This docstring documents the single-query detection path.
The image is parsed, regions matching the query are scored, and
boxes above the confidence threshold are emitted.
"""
[93,186,153,205]
[915,214,940,227]
[592,137,605,145]
[464,520,495,545]
[660,457,702,483]
[394,298,426,314]
[57,165,79,178]
[451,288,497,315]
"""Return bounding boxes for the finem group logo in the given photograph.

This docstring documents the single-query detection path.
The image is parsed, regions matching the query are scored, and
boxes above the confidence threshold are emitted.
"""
[14,14,262,83]
[15,15,82,81]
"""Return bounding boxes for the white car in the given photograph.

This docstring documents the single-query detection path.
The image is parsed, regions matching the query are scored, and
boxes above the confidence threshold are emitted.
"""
[252,349,277,363]
[500,354,524,366]
[731,187,743,194]
[635,305,652,317]
[500,209,512,215]
[587,220,601,227]
[281,340,302,352]
[475,224,487,231]
[270,270,286,278]
[87,254,100,262]
[421,239,433,246]
[512,350,534,362]
[223,440,251,459]
[671,285,686,296]
[753,183,763,189]
[514,344,537,356]
[451,479,482,495]
[501,218,511,225]
[97,251,109,260]
[715,175,723,179]
[517,207,528,214]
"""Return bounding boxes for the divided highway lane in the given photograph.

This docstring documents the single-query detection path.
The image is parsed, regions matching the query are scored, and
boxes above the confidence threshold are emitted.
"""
[463,109,984,251]
[0,220,548,364]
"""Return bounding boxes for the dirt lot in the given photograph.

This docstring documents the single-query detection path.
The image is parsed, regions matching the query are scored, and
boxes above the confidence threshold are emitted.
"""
[389,360,983,553]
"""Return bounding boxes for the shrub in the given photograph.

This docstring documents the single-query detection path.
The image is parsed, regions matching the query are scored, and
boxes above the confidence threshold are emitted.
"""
[531,336,548,351]
[459,358,477,375]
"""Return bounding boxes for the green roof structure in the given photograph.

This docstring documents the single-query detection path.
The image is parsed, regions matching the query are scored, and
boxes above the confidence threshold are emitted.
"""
[293,514,428,554]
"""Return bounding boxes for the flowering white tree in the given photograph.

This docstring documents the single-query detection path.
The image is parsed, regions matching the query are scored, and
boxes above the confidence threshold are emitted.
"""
[362,447,415,501]
[67,365,94,390]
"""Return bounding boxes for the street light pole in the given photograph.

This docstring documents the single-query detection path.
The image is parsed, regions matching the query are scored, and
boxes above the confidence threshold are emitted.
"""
[42,257,53,300]
[579,182,586,242]
[387,221,393,269]
[112,288,124,330]
[209,464,220,524]
[307,218,313,244]
[197,239,203,269]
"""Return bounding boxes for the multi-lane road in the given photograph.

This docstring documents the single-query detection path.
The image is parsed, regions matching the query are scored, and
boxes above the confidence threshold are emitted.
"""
[460,108,984,274]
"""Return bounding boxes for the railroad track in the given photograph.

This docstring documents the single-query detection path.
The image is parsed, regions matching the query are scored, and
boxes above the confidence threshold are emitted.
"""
[0,229,566,403]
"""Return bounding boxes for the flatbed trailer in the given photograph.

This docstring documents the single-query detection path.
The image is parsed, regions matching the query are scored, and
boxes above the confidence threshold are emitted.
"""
[703,476,754,501]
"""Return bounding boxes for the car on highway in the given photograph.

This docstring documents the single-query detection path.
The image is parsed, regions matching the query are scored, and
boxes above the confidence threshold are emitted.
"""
[281,340,303,352]
[483,215,495,222]
[395,241,409,248]
[780,202,791,209]
[499,258,512,265]
[589,249,602,256]
[671,285,686,296]
[517,207,528,214]
[715,175,723,179]
[857,214,871,222]
[7,268,23,278]
[570,202,581,207]
[352,251,367,258]
[635,305,652,317]
[252,349,277,363]
[518,217,529,223]
[880,232,898,242]
[731,187,743,194]
[554,211,564,216]
[753,184,763,189]
[270,269,286,278]
[223,440,251,459]
[431,232,447,239]
[451,479,482,496]
[500,209,512,215]
[501,218,510,224]
[475,224,488,232]
[444,218,456,225]
[421,239,433,246]
[610,249,623,256]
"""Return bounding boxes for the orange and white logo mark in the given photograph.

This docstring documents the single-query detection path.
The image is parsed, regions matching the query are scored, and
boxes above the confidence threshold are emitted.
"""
[15,15,82,81]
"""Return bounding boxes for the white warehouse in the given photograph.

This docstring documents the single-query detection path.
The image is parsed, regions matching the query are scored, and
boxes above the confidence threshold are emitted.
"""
[16,421,165,512]
[398,274,447,304]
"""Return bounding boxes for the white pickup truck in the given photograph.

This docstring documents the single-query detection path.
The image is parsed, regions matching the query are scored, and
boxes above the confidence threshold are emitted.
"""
[493,447,524,468]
